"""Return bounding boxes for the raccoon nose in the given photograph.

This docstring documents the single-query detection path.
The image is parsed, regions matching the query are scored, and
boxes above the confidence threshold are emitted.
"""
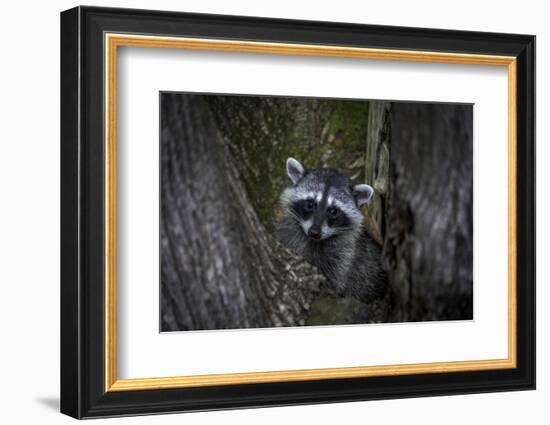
[308,227,322,240]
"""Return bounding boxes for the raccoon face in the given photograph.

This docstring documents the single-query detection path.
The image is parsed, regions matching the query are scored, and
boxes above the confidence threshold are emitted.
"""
[282,158,374,241]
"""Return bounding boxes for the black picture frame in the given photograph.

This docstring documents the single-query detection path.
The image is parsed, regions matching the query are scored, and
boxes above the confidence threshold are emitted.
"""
[61,5,535,419]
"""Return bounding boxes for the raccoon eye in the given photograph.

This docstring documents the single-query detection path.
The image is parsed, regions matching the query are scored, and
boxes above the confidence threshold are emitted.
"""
[327,207,341,219]
[303,200,315,212]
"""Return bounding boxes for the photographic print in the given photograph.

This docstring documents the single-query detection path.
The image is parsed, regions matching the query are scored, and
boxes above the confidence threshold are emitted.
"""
[160,93,473,332]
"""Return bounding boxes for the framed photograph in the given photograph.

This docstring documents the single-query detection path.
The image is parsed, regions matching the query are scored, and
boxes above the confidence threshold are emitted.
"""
[60,6,535,419]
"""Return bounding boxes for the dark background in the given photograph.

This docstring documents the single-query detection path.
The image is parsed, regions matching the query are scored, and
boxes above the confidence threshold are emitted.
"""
[160,93,473,331]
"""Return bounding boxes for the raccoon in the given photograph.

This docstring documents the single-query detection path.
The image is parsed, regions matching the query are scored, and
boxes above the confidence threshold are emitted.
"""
[278,158,387,304]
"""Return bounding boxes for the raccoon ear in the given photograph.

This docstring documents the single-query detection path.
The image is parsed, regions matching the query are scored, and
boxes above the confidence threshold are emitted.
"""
[352,184,374,206]
[286,158,305,184]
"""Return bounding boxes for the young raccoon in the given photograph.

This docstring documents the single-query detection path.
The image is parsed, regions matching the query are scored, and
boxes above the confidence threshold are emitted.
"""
[278,158,387,304]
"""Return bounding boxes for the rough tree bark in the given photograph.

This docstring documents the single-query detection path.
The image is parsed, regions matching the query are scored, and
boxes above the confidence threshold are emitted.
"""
[160,94,324,331]
[363,102,391,245]
[385,103,473,322]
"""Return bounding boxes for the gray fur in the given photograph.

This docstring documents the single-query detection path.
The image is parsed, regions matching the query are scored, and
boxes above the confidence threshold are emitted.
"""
[278,159,387,304]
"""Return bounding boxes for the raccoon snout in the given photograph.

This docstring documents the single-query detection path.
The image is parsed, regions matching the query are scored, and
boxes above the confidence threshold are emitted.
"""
[308,227,322,240]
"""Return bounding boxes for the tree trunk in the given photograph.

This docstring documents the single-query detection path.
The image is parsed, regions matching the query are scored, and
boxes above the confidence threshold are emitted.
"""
[384,103,473,322]
[160,94,323,331]
[362,102,391,245]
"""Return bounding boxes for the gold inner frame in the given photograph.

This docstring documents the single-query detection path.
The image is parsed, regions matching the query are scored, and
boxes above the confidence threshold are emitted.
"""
[104,33,517,392]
